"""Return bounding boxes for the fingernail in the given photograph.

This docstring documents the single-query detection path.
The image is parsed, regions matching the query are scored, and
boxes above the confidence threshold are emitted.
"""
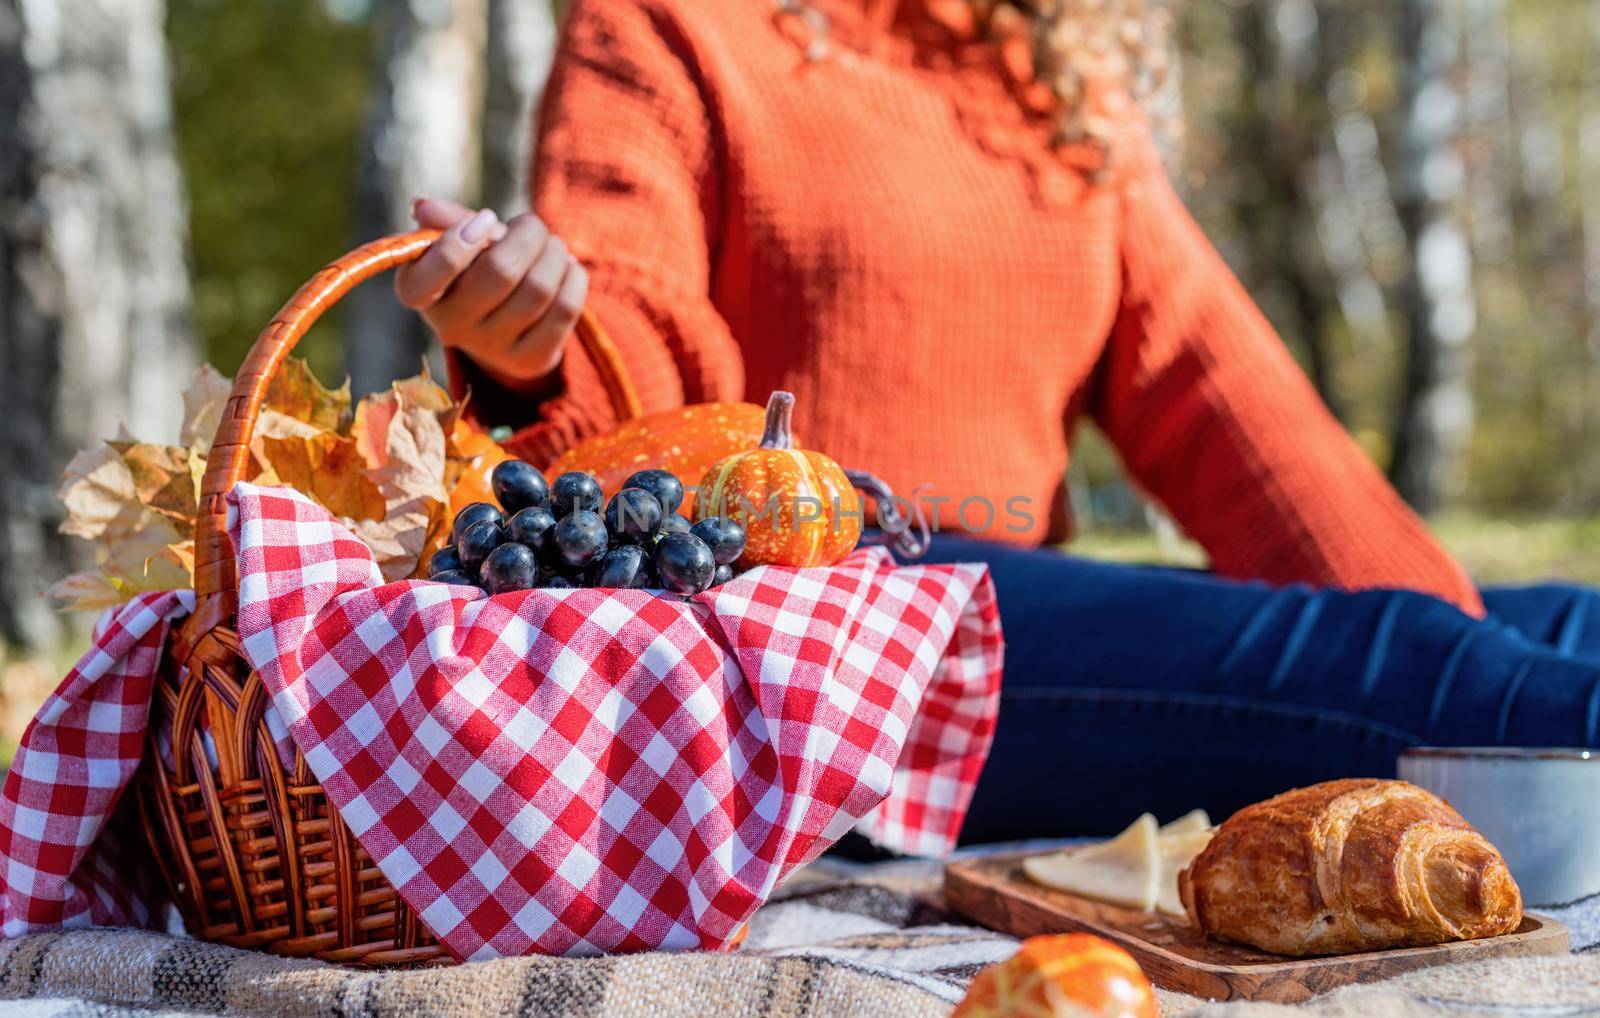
[461,208,498,243]
[410,197,424,217]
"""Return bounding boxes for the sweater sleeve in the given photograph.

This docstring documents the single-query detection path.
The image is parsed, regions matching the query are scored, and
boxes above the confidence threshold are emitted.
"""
[1092,125,1484,615]
[453,0,744,465]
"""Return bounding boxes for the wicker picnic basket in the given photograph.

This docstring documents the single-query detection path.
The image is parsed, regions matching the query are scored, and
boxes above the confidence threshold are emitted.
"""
[135,230,644,966]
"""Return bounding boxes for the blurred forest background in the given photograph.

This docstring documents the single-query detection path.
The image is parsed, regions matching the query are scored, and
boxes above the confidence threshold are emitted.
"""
[0,0,1597,746]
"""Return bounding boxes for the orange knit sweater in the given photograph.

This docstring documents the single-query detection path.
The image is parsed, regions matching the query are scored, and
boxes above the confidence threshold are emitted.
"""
[456,0,1483,613]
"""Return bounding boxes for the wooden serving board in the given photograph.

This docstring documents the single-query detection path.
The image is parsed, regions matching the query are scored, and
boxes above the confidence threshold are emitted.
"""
[945,852,1569,1004]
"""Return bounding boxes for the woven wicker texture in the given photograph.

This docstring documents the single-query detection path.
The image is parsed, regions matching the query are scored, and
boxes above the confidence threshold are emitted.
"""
[139,231,641,966]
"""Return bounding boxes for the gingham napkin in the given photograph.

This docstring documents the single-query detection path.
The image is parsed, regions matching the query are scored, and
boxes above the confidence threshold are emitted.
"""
[0,588,193,937]
[1,483,1002,960]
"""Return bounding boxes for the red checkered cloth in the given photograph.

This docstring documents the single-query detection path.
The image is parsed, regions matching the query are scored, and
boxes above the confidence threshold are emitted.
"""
[0,588,193,937]
[1,483,1002,960]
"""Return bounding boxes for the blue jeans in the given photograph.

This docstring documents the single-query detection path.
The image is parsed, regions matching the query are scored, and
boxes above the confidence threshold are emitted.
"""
[913,538,1600,845]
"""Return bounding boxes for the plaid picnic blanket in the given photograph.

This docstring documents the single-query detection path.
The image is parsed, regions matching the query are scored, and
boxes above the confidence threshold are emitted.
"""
[0,483,1003,961]
[6,859,1600,1017]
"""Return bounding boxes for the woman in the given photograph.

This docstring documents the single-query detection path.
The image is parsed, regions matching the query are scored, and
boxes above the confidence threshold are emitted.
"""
[395,0,1600,840]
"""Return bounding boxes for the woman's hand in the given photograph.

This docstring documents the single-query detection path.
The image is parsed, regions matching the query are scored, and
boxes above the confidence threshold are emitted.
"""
[396,197,589,391]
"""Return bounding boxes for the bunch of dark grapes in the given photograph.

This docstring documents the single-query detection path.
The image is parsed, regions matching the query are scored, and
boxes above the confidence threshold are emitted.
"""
[427,461,746,596]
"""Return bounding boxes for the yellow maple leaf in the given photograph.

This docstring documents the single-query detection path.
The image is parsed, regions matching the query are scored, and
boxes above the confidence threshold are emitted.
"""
[107,441,200,536]
[54,357,496,607]
[264,358,351,432]
[257,431,387,522]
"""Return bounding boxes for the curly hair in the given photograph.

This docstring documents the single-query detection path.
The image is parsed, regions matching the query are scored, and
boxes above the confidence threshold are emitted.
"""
[978,0,1175,159]
[774,0,1176,163]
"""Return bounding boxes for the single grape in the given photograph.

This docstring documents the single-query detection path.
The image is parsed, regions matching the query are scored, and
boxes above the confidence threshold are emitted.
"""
[553,509,608,570]
[604,488,663,544]
[549,471,603,518]
[428,545,463,577]
[451,502,503,546]
[590,545,648,588]
[621,468,685,517]
[430,568,479,588]
[491,459,550,513]
[456,519,506,573]
[660,514,691,535]
[641,513,690,554]
[712,564,735,587]
[507,506,558,559]
[542,574,576,589]
[654,532,716,595]
[480,542,539,594]
[690,517,747,566]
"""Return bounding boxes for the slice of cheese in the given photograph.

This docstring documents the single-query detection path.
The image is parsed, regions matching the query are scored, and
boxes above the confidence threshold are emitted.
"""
[1022,813,1160,911]
[1159,809,1211,837]
[1155,826,1214,916]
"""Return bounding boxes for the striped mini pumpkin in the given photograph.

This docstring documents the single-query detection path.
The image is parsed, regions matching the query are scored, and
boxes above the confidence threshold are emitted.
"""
[693,391,862,568]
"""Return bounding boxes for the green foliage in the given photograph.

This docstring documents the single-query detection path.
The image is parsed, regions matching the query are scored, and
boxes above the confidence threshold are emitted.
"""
[167,0,374,381]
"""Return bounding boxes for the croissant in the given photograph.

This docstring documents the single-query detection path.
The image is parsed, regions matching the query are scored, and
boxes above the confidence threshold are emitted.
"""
[1178,779,1522,956]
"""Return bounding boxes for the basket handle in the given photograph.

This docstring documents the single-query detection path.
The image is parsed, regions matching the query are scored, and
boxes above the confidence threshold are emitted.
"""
[191,228,643,604]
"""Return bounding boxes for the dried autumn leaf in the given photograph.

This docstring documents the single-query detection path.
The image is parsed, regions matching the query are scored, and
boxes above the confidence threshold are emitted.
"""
[248,407,328,482]
[347,375,453,580]
[44,570,125,612]
[54,435,198,605]
[54,506,194,610]
[57,446,139,541]
[352,371,453,468]
[257,431,386,521]
[55,355,494,607]
[180,363,233,453]
[347,504,441,583]
[146,541,195,587]
[108,442,200,535]
[98,514,187,585]
[264,357,351,432]
[391,370,453,414]
[55,441,198,610]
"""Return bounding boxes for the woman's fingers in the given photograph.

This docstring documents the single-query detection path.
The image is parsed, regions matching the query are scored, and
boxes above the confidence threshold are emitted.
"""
[478,231,568,338]
[411,196,475,230]
[394,198,588,387]
[394,208,501,309]
[506,258,588,378]
[435,214,553,331]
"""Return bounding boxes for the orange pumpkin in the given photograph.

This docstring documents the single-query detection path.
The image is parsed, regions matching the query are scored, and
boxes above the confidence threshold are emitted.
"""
[446,417,515,517]
[547,402,775,498]
[952,934,1158,1018]
[693,391,861,568]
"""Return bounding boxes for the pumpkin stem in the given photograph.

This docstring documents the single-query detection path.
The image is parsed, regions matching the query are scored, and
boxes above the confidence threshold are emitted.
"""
[759,391,797,450]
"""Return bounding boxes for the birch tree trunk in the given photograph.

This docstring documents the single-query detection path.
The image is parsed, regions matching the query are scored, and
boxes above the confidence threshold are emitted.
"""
[345,0,487,397]
[482,0,558,217]
[1583,1,1600,367]
[1316,70,1399,365]
[1387,0,1477,514]
[1223,0,1347,419]
[1462,0,1513,264]
[0,0,196,651]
